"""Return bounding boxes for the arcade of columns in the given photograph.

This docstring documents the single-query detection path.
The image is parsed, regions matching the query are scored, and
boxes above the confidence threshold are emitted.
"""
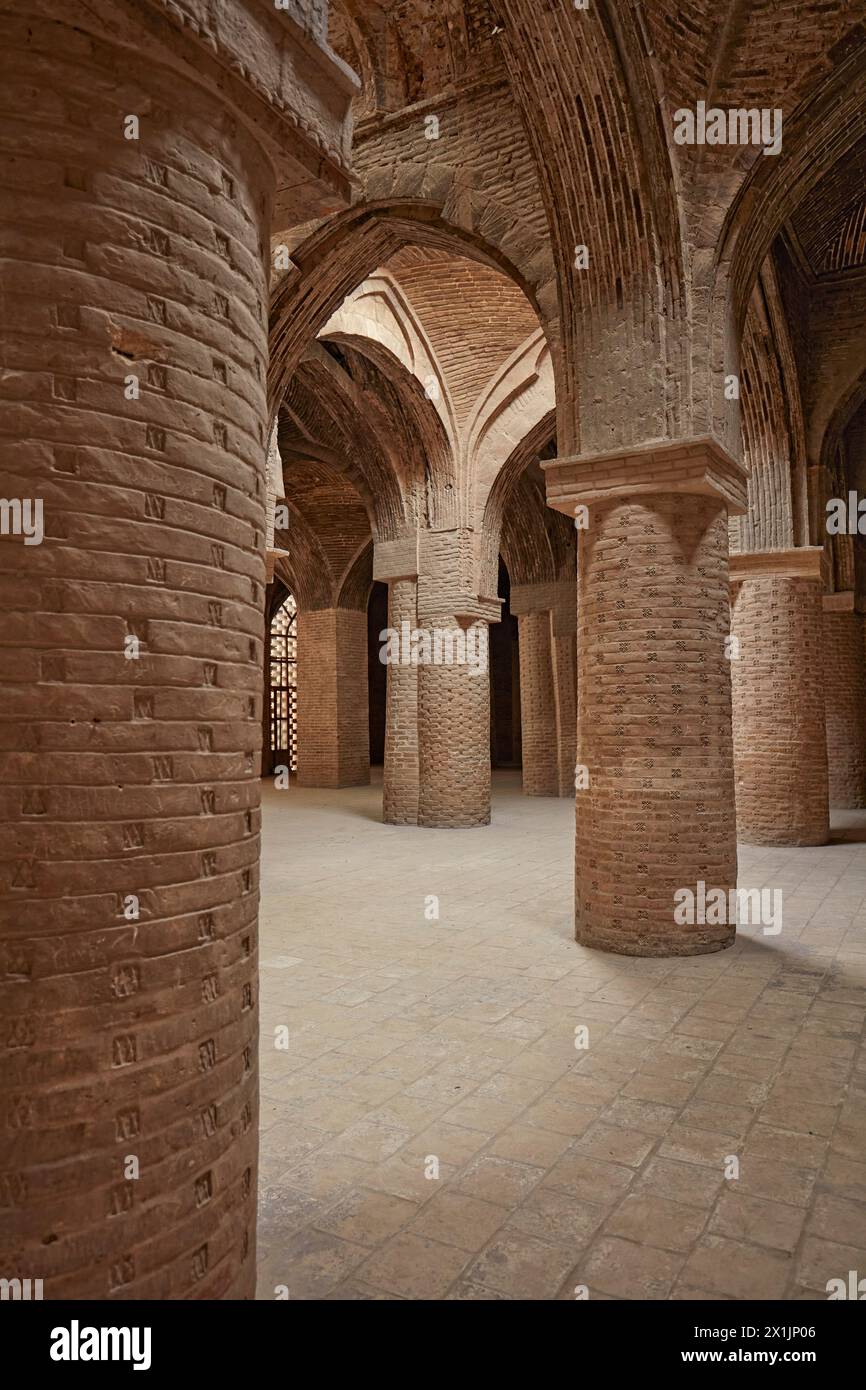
[2,0,866,1298]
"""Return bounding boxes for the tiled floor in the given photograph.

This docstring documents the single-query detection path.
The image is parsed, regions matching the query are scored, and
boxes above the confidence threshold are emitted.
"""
[256,772,866,1300]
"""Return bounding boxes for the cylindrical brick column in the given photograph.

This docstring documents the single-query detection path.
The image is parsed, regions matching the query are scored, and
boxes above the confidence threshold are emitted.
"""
[574,494,737,954]
[823,597,866,807]
[296,608,369,788]
[517,610,559,796]
[552,630,577,798]
[0,2,352,1299]
[730,554,829,845]
[382,579,420,824]
[418,619,491,828]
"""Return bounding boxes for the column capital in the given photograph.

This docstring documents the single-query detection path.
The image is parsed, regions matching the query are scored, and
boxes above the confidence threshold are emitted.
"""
[542,435,748,518]
[823,590,855,612]
[729,547,825,585]
[85,0,357,218]
[376,531,502,623]
[510,582,556,616]
[373,536,419,582]
[510,581,576,636]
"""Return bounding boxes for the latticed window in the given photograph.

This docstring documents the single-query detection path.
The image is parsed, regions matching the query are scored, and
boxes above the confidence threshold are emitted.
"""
[270,593,297,772]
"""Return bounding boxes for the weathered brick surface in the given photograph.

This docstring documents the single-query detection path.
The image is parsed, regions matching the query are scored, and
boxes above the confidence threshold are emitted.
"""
[0,12,272,1298]
[382,579,420,825]
[551,630,577,799]
[296,609,370,787]
[418,619,491,829]
[575,495,737,956]
[517,611,558,796]
[731,575,829,845]
[0,0,353,1302]
[823,606,866,807]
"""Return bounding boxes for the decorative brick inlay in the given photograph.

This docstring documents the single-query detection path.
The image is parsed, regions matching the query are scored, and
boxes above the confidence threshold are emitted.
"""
[730,552,829,846]
[575,494,737,956]
[822,600,866,808]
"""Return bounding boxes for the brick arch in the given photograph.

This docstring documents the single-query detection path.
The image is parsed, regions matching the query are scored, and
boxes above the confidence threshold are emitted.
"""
[337,539,375,611]
[497,0,686,452]
[499,470,557,590]
[272,499,336,613]
[268,198,553,423]
[284,349,406,540]
[467,330,555,534]
[320,270,458,453]
[818,370,866,489]
[708,47,866,455]
[319,333,459,531]
[480,410,557,596]
[732,265,807,554]
[815,366,866,481]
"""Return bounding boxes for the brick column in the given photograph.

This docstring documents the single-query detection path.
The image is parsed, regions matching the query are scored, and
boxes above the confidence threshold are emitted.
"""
[823,592,866,807]
[382,579,420,824]
[551,582,578,798]
[375,539,420,824]
[377,534,499,828]
[296,608,369,788]
[551,631,578,796]
[417,617,492,828]
[544,438,748,956]
[511,588,558,796]
[0,0,352,1298]
[730,551,829,845]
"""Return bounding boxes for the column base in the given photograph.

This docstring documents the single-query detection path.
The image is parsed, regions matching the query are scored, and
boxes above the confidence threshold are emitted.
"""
[576,923,736,958]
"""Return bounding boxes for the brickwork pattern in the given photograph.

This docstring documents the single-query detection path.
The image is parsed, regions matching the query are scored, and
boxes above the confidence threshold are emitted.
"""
[296,609,370,788]
[0,14,270,1296]
[382,580,420,825]
[386,246,539,429]
[731,577,829,845]
[418,619,491,829]
[575,496,737,956]
[552,630,577,798]
[823,609,866,808]
[517,611,559,796]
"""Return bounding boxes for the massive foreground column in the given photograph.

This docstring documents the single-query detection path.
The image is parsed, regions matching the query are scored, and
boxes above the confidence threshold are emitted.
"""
[296,608,369,788]
[822,593,866,807]
[730,551,829,845]
[0,0,352,1297]
[544,440,748,956]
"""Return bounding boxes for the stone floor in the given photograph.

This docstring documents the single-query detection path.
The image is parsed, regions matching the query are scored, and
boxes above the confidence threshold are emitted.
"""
[255,771,866,1300]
